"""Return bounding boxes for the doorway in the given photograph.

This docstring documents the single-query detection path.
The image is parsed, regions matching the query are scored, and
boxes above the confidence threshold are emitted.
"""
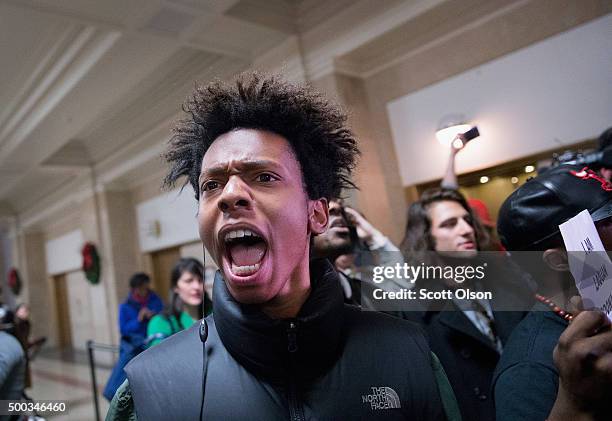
[52,274,72,350]
[150,246,181,305]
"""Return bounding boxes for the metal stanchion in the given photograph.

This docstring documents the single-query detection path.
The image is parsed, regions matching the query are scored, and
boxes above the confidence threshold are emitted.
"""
[86,340,119,421]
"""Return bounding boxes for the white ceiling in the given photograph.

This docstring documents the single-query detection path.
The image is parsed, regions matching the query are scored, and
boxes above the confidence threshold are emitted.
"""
[0,0,434,220]
[0,0,606,229]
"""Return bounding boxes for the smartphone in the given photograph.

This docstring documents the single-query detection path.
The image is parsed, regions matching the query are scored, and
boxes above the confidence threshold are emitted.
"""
[462,126,480,141]
[453,126,480,149]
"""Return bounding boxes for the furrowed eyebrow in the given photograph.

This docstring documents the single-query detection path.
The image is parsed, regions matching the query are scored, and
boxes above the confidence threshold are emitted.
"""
[199,160,281,183]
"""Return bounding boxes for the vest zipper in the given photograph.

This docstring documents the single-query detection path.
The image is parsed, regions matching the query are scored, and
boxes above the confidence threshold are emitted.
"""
[286,320,305,421]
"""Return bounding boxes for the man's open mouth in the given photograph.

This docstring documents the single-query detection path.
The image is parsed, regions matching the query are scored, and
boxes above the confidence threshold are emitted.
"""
[329,218,349,234]
[223,228,268,277]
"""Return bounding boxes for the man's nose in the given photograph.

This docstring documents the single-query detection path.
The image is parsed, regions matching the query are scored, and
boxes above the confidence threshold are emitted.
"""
[218,176,251,213]
[457,218,474,235]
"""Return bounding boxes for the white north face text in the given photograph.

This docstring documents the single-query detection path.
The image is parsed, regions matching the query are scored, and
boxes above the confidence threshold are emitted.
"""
[361,387,401,410]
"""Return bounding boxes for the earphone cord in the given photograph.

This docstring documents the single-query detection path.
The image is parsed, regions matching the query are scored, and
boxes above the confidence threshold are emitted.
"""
[199,286,209,420]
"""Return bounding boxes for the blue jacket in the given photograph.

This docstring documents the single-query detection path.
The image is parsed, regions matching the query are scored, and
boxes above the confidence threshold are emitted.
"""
[103,291,163,401]
[119,292,163,339]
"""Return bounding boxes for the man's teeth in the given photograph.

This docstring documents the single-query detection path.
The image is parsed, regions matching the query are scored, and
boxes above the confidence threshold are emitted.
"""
[225,229,259,242]
[231,262,261,276]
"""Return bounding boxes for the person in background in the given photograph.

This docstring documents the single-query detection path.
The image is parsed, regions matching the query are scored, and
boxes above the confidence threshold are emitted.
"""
[1,303,46,394]
[465,198,505,251]
[493,164,612,421]
[147,257,210,347]
[12,304,32,389]
[441,135,505,250]
[312,200,409,306]
[13,304,31,349]
[119,273,163,342]
[0,330,25,402]
[0,296,14,333]
[440,135,464,191]
[103,272,163,401]
[397,187,531,421]
[596,127,612,182]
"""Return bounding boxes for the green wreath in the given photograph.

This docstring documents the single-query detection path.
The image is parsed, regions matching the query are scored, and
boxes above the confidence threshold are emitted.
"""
[81,242,101,285]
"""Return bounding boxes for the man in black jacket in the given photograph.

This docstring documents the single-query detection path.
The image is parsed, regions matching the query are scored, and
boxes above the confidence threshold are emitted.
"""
[494,164,612,421]
[397,188,532,421]
[106,74,448,420]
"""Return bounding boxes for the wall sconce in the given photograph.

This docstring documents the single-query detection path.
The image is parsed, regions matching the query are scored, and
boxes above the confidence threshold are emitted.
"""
[145,220,162,238]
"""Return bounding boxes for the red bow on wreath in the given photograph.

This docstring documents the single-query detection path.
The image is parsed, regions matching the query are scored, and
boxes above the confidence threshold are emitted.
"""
[8,267,21,295]
[81,242,101,285]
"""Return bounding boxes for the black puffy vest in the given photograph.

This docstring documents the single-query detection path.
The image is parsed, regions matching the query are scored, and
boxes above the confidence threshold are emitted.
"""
[125,260,445,420]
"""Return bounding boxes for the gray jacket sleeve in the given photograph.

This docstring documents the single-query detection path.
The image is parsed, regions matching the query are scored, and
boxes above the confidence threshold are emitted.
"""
[106,380,138,421]
[0,332,26,399]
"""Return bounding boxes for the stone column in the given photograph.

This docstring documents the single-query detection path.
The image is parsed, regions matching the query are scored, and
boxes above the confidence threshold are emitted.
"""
[310,72,407,245]
[94,189,141,346]
[17,231,55,345]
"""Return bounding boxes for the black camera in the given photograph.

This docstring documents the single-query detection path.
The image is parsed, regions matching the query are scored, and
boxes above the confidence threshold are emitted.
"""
[551,147,612,170]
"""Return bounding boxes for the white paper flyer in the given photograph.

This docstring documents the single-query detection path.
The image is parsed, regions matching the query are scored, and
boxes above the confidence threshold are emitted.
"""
[559,209,612,319]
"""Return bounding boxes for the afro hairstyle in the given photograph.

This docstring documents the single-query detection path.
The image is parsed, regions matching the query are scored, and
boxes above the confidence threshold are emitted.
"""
[163,73,360,201]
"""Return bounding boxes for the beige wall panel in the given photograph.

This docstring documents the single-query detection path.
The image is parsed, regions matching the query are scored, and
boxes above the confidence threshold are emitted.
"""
[20,232,55,346]
[365,0,611,106]
[64,269,114,363]
[180,241,205,265]
[130,168,169,205]
[42,206,82,243]
[360,0,610,241]
[102,190,140,305]
[26,192,122,348]
[79,196,100,241]
[65,270,94,351]
[312,73,407,244]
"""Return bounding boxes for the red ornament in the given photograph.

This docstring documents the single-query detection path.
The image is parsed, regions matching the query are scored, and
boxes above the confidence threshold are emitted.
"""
[7,267,22,295]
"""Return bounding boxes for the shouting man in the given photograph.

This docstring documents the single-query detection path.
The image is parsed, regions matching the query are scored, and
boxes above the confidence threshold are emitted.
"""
[106,74,448,420]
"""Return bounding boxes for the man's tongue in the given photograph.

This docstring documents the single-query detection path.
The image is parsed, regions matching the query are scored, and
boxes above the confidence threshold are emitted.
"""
[229,242,266,266]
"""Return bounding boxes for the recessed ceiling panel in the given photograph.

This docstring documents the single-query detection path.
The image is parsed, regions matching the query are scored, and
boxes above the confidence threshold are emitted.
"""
[81,47,223,162]
[19,0,162,28]
[190,15,288,58]
[0,3,70,129]
[141,6,198,37]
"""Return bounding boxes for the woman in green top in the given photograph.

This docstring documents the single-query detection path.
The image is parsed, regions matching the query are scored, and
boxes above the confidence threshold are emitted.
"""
[146,257,212,347]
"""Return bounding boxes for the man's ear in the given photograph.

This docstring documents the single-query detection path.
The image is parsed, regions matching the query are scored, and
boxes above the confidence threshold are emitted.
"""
[308,198,328,235]
[542,247,569,271]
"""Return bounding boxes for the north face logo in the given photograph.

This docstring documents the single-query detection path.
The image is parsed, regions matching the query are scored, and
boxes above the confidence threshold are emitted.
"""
[361,386,401,410]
